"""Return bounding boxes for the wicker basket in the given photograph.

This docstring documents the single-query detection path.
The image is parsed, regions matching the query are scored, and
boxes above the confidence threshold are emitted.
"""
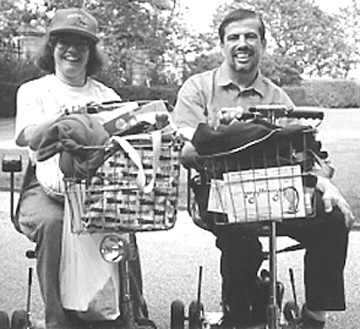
[65,132,182,233]
[190,126,320,227]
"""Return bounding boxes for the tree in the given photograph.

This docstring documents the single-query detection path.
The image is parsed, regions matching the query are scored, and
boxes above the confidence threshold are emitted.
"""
[337,0,360,78]
[0,0,47,39]
[80,0,182,86]
[183,51,222,80]
[0,0,185,86]
[185,0,356,83]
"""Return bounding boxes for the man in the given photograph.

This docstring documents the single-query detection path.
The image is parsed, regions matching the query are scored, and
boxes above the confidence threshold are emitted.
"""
[15,8,145,329]
[173,8,354,329]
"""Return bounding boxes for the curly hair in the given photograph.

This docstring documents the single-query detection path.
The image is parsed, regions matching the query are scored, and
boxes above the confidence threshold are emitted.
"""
[36,33,105,76]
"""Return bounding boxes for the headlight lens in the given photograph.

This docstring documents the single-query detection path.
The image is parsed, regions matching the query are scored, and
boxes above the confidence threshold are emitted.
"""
[99,234,127,263]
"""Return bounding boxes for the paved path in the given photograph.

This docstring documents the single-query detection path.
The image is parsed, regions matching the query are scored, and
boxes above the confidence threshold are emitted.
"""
[1,193,360,329]
[0,118,15,145]
[1,111,360,328]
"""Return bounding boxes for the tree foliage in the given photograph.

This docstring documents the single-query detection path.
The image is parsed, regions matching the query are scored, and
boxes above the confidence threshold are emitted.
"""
[337,0,360,78]
[0,0,46,39]
[0,0,185,86]
[43,0,184,85]
[1,0,360,87]
[185,0,358,84]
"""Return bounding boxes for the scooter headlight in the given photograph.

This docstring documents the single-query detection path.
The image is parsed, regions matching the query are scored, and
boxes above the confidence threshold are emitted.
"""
[99,234,127,263]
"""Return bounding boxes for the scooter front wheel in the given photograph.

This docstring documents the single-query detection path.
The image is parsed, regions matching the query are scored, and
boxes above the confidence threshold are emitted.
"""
[0,311,10,329]
[188,300,204,329]
[11,310,28,329]
[283,301,299,324]
[170,300,185,329]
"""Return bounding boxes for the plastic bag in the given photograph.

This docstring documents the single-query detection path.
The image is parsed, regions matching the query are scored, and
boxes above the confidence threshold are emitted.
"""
[59,198,121,321]
[36,154,65,201]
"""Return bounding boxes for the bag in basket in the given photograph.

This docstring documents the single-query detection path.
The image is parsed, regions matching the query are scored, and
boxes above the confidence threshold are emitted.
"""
[65,129,181,233]
[36,154,65,201]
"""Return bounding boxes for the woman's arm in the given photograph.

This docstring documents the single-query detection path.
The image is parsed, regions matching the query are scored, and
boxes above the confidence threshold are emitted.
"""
[15,82,64,150]
[18,113,65,150]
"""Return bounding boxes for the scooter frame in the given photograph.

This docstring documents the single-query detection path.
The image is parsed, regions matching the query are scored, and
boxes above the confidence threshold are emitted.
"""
[172,106,324,329]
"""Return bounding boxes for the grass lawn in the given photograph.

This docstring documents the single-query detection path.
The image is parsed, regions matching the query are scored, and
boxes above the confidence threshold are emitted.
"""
[315,108,360,222]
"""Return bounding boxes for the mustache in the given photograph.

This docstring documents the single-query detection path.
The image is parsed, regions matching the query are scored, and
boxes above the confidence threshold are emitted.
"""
[232,46,253,55]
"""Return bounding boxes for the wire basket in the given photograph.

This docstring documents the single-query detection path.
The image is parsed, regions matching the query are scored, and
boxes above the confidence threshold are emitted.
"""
[65,133,182,233]
[190,126,321,228]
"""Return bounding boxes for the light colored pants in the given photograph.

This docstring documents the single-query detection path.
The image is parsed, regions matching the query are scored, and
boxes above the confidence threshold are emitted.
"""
[18,183,78,329]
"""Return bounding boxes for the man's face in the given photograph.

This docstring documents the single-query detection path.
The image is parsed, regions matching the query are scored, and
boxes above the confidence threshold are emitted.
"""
[53,33,91,82]
[221,18,266,75]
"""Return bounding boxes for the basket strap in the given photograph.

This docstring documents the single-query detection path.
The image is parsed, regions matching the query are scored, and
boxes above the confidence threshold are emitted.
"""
[143,130,161,193]
[111,131,162,193]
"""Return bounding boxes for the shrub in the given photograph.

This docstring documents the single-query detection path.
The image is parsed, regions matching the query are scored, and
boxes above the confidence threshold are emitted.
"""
[285,79,360,108]
[2,55,360,119]
[303,79,360,108]
[0,83,181,118]
[0,56,43,118]
[0,82,18,117]
[282,86,307,107]
[115,85,180,109]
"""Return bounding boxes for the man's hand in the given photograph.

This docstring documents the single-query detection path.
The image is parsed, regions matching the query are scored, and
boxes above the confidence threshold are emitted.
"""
[317,176,355,229]
[217,106,244,125]
[180,141,200,170]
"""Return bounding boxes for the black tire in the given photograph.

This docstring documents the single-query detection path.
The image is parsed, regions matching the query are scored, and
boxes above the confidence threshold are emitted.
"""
[188,300,204,329]
[283,301,298,323]
[0,311,10,329]
[136,317,157,329]
[10,310,28,329]
[170,300,185,329]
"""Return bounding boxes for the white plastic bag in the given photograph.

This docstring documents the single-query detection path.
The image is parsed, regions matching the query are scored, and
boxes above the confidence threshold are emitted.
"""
[59,197,121,321]
[36,154,65,201]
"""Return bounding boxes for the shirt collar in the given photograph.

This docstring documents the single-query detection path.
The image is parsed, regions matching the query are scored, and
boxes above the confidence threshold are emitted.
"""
[217,62,265,97]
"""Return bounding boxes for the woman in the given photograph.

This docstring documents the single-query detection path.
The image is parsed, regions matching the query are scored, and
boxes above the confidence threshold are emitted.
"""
[15,8,144,329]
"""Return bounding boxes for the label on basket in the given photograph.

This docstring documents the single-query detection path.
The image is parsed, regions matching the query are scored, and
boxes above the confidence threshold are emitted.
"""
[208,165,306,222]
[102,100,168,136]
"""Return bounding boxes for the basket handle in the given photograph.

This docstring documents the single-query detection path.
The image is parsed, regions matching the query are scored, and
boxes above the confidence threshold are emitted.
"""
[111,131,162,193]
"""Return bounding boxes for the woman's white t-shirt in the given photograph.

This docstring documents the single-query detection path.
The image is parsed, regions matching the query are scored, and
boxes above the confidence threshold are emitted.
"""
[15,74,121,198]
[15,74,120,141]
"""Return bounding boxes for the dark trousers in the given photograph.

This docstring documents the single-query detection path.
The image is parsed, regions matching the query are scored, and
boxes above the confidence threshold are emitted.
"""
[215,191,349,324]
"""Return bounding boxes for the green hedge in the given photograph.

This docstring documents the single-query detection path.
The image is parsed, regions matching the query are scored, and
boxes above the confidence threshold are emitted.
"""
[0,82,19,118]
[283,79,360,108]
[115,85,180,109]
[0,83,180,118]
[2,79,360,118]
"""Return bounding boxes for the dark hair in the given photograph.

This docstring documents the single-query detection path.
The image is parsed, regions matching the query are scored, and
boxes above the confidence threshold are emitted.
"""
[218,9,266,44]
[36,33,104,76]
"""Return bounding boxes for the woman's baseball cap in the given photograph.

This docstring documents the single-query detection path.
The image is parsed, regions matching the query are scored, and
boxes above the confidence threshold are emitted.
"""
[49,8,99,43]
